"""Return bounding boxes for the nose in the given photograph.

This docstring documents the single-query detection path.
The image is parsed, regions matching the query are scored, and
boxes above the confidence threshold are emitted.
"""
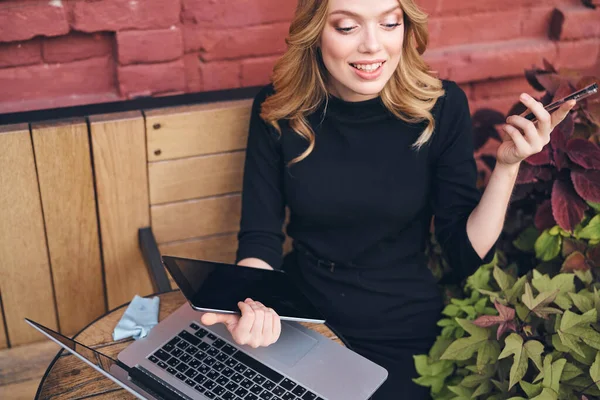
[358,25,382,54]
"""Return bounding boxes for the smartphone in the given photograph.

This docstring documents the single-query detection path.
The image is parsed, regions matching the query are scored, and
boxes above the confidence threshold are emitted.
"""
[520,82,598,122]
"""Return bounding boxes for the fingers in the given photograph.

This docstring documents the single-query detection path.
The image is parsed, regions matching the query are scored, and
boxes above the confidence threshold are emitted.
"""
[228,299,280,348]
[550,99,576,129]
[502,123,530,159]
[520,93,552,135]
[200,312,239,329]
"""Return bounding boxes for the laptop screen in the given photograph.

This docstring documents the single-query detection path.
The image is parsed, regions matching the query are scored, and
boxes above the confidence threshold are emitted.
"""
[162,256,325,322]
[26,319,121,374]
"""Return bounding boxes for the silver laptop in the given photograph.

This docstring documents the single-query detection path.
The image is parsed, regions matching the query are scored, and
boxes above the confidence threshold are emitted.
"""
[117,256,388,400]
[25,319,162,400]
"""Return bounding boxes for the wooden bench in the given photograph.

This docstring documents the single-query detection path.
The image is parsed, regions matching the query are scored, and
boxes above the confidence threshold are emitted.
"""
[0,95,289,397]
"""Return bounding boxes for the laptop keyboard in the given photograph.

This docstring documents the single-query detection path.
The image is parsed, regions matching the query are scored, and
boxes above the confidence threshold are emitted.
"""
[147,322,325,400]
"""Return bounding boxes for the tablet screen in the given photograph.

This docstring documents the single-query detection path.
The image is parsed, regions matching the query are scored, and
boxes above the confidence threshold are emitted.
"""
[162,256,325,323]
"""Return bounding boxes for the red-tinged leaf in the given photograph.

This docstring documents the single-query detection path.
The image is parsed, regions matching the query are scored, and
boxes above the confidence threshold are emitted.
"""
[473,315,504,328]
[587,243,600,266]
[562,237,588,258]
[567,138,600,169]
[550,113,574,152]
[525,145,552,166]
[553,81,576,103]
[561,251,591,272]
[549,8,565,40]
[495,301,516,321]
[553,148,570,171]
[534,199,556,231]
[542,59,557,73]
[525,69,548,92]
[571,170,600,202]
[538,167,553,181]
[496,321,518,341]
[536,72,562,93]
[552,179,589,231]
[517,163,541,184]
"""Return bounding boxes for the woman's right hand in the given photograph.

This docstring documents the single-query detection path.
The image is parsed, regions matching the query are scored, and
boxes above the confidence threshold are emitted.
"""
[200,298,282,348]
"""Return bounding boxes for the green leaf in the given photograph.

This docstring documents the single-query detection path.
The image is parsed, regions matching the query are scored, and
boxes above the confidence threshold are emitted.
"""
[513,226,539,252]
[477,340,500,373]
[578,215,600,240]
[471,380,492,398]
[575,269,594,285]
[474,297,488,314]
[443,304,461,317]
[531,273,575,310]
[505,275,528,306]
[494,266,516,292]
[560,363,583,381]
[440,319,491,361]
[541,355,566,393]
[429,336,454,361]
[414,355,432,376]
[498,333,544,389]
[535,230,562,261]
[590,351,600,390]
[530,388,558,400]
[521,283,563,319]
[569,291,595,314]
[558,309,600,356]
[520,380,543,397]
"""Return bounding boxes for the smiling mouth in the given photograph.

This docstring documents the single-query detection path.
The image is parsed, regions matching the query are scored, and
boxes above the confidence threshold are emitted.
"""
[349,62,385,72]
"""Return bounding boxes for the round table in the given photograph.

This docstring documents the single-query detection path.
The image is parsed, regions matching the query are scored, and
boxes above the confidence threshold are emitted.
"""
[35,290,342,399]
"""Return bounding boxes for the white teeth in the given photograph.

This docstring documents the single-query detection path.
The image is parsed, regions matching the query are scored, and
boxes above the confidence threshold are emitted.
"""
[351,62,383,72]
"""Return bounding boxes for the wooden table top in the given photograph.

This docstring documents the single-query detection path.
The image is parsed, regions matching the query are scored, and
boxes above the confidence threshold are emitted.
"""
[36,290,341,399]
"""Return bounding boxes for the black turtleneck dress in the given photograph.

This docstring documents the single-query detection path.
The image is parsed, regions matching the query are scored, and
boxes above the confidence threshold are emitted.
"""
[235,80,495,399]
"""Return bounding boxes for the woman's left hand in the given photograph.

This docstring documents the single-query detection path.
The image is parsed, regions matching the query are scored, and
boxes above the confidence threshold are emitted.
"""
[496,93,576,166]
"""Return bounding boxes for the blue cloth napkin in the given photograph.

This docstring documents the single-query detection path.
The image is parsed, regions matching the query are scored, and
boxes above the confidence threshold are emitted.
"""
[112,295,160,341]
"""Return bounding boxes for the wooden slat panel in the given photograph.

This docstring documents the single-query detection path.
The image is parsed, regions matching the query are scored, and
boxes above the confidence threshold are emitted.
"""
[0,378,44,400]
[32,119,105,336]
[0,340,60,385]
[149,151,245,205]
[0,295,5,350]
[151,194,241,243]
[0,125,58,346]
[145,99,252,162]
[89,112,154,310]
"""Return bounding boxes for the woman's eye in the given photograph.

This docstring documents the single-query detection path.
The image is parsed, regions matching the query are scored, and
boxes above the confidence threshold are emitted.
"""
[382,23,402,29]
[335,26,356,33]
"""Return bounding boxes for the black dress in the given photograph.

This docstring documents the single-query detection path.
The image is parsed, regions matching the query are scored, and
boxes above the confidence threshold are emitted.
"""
[235,80,495,399]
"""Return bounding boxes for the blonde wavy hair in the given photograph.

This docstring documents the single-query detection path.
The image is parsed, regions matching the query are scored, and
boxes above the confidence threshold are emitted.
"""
[261,0,445,165]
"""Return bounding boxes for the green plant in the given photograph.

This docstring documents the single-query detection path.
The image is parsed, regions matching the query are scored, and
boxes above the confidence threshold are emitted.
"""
[414,254,600,399]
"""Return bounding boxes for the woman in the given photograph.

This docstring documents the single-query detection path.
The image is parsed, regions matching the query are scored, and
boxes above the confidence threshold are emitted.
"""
[201,0,575,398]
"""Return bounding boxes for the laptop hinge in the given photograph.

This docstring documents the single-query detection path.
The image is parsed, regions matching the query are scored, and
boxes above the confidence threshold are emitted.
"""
[129,365,193,400]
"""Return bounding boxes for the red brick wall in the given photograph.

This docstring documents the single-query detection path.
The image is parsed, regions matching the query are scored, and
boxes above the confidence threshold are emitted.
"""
[0,0,598,114]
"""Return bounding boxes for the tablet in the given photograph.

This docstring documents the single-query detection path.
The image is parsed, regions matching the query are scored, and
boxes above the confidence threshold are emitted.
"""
[162,255,326,323]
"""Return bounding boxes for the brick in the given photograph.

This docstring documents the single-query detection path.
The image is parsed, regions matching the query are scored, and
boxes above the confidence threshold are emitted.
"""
[181,0,295,28]
[0,0,69,42]
[469,95,520,116]
[0,56,116,103]
[520,6,556,37]
[556,38,600,70]
[198,60,241,91]
[42,32,113,63]
[118,59,186,98]
[0,39,42,68]
[71,0,180,32]
[117,27,183,65]
[0,92,121,114]
[428,11,521,49]
[550,6,600,41]
[183,53,203,92]
[241,56,280,87]
[422,50,450,80]
[416,0,441,15]
[436,0,522,15]
[472,77,544,100]
[184,22,289,61]
[438,38,558,84]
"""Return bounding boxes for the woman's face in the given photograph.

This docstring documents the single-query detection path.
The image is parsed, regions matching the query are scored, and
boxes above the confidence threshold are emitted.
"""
[319,0,405,102]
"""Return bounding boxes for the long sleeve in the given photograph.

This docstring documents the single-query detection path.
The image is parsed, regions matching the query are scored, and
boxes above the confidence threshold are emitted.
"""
[235,85,286,269]
[431,82,495,282]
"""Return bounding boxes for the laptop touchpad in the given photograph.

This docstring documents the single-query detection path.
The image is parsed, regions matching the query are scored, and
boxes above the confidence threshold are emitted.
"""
[260,323,317,367]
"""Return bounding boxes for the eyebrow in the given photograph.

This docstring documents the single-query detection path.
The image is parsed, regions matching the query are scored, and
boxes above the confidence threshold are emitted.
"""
[329,5,402,18]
